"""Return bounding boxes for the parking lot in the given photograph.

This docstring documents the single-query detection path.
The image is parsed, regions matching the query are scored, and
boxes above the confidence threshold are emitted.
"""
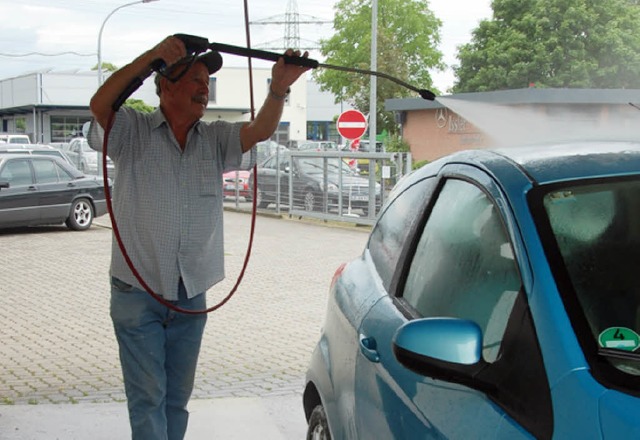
[0,208,370,430]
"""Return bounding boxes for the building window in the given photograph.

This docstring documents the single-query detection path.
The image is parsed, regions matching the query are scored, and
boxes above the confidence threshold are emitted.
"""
[208,77,216,103]
[50,116,92,142]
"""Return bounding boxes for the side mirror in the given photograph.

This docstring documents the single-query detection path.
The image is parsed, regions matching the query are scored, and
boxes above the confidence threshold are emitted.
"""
[0,181,10,189]
[393,317,494,394]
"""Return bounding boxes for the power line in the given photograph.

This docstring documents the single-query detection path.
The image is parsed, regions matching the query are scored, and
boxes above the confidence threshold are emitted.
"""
[0,52,96,58]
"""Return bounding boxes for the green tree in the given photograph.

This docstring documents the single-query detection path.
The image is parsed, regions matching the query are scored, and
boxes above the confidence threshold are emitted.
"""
[91,61,119,72]
[124,99,155,113]
[90,62,154,112]
[316,0,444,134]
[453,0,640,92]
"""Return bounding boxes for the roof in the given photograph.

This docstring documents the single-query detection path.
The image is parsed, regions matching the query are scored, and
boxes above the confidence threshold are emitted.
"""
[407,141,640,190]
[385,88,640,112]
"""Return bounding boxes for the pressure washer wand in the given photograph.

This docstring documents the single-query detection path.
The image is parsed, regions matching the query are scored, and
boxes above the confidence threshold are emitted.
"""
[208,41,436,101]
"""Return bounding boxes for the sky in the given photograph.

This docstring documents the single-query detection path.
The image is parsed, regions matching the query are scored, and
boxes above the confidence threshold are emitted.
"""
[0,0,492,93]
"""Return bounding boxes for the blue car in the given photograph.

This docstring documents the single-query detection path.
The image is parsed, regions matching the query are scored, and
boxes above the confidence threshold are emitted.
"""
[303,141,640,439]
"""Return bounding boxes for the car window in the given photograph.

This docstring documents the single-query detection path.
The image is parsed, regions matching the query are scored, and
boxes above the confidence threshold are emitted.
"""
[401,178,521,363]
[368,177,436,291]
[541,179,640,375]
[0,159,33,186]
[32,158,72,184]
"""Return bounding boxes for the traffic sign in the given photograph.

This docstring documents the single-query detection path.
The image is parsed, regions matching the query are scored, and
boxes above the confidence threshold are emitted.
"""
[337,109,367,140]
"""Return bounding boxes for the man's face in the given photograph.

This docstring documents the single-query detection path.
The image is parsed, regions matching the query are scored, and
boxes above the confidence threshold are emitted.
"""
[161,62,210,121]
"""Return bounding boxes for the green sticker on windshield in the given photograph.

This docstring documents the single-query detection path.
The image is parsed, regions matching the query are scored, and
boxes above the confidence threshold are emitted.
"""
[598,327,640,351]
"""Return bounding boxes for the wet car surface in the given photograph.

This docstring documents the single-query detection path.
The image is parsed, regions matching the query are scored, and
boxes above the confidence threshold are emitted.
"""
[303,141,640,439]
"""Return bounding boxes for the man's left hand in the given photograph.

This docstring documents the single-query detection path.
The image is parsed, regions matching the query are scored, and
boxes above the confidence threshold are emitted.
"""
[270,49,311,96]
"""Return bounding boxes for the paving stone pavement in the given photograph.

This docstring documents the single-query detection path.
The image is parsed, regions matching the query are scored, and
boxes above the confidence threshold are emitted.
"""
[0,208,370,408]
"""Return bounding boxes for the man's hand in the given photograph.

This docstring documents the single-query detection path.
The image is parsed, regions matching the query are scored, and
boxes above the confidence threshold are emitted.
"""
[270,49,311,96]
[90,35,188,128]
[151,36,188,71]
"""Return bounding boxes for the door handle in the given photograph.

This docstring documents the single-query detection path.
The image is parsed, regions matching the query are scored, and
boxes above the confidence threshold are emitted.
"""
[359,334,380,363]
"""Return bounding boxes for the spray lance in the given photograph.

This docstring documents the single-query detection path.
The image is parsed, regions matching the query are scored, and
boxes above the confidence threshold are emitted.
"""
[112,33,436,111]
[101,33,436,314]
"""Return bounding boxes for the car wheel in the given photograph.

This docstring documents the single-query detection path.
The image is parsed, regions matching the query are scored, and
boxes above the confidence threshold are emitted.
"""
[304,190,318,211]
[306,405,331,440]
[257,188,269,208]
[65,198,94,231]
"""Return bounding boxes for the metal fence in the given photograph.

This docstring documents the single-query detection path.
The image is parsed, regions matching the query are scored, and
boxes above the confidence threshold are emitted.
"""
[224,150,412,225]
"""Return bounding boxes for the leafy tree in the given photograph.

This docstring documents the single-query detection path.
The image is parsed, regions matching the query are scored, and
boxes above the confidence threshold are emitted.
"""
[90,62,154,112]
[316,0,444,134]
[453,0,640,92]
[124,99,154,113]
[91,62,119,72]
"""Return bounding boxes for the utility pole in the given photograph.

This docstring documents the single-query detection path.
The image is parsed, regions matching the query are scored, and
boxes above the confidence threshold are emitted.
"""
[369,0,378,148]
[249,0,331,51]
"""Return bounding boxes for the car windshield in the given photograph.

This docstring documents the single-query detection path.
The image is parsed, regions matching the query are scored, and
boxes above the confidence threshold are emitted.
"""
[298,157,355,175]
[80,140,92,152]
[538,178,640,376]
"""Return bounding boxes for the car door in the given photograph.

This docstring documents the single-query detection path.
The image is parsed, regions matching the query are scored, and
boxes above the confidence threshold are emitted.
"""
[32,157,76,222]
[0,157,38,226]
[354,168,551,439]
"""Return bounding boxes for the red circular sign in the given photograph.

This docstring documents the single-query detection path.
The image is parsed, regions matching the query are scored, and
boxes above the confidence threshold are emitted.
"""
[337,109,367,140]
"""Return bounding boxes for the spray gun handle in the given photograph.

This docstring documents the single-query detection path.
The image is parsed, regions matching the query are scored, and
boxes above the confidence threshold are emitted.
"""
[150,33,211,75]
[173,33,210,55]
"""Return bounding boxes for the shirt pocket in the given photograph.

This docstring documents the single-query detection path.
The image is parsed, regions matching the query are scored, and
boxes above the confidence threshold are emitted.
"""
[199,159,220,197]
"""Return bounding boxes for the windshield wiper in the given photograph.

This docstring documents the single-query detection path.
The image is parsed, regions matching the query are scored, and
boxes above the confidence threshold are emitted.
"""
[598,347,640,361]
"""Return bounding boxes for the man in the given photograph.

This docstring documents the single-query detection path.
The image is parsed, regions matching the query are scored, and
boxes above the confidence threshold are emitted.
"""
[88,35,309,439]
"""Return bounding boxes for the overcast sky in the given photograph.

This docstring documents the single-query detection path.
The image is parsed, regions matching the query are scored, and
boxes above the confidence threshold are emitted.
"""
[0,0,491,93]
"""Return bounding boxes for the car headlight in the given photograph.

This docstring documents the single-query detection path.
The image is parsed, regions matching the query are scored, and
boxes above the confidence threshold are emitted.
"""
[327,183,339,192]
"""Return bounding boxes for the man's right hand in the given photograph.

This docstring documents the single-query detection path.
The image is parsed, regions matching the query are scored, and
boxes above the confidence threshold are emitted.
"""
[89,36,187,129]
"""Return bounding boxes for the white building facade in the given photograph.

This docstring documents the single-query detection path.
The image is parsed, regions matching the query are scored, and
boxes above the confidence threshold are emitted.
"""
[0,66,308,144]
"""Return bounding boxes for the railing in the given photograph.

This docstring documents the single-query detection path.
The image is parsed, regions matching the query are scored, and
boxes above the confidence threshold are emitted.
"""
[224,150,412,226]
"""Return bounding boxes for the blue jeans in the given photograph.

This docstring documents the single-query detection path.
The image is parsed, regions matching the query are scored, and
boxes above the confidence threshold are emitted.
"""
[110,277,207,440]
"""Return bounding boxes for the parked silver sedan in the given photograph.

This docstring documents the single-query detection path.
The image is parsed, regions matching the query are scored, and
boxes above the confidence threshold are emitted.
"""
[0,154,111,230]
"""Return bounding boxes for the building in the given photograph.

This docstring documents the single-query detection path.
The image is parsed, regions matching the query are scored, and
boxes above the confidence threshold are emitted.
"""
[305,80,346,144]
[386,88,640,162]
[0,66,308,145]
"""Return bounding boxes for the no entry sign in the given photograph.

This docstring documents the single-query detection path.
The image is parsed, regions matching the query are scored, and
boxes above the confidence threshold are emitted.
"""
[337,109,367,140]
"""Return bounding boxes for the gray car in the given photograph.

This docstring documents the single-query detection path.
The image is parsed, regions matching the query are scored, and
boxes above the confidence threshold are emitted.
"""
[66,137,115,177]
[0,154,111,230]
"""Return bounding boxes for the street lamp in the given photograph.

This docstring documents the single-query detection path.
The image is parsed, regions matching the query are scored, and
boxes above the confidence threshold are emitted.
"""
[97,0,160,85]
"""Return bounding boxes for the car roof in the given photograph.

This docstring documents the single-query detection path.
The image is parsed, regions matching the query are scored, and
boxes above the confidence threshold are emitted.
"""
[0,153,84,178]
[414,140,640,187]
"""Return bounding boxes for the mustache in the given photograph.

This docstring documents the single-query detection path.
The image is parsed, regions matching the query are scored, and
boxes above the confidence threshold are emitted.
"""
[192,94,208,105]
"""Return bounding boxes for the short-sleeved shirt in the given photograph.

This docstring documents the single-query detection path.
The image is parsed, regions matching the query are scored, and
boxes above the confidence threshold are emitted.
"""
[88,107,255,300]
